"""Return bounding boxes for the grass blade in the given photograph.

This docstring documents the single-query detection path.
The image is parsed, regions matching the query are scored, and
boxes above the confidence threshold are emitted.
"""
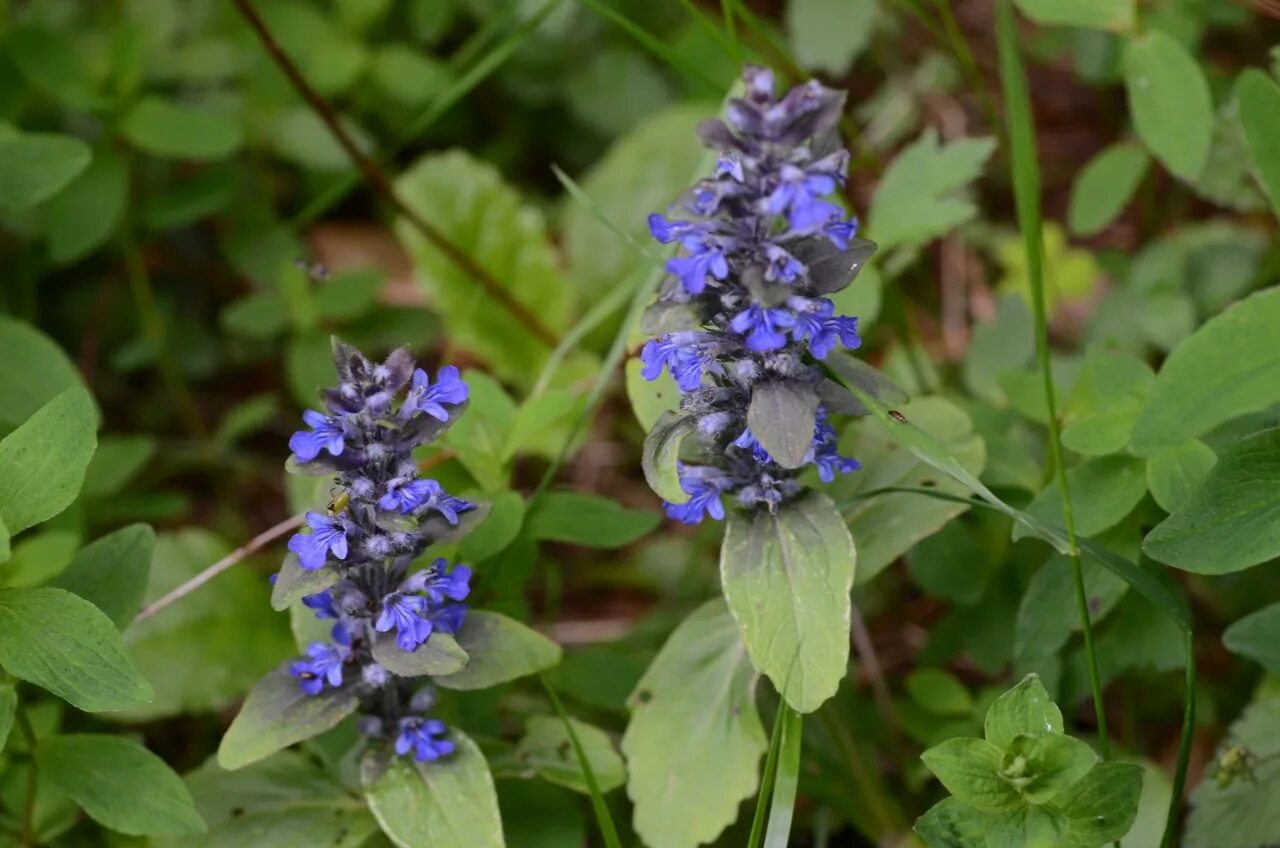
[576,0,723,94]
[763,704,803,848]
[540,675,623,848]
[747,698,789,848]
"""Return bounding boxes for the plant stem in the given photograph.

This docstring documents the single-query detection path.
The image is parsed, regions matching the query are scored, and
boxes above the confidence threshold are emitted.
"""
[228,0,559,349]
[1163,631,1197,848]
[928,0,1001,131]
[993,0,1110,756]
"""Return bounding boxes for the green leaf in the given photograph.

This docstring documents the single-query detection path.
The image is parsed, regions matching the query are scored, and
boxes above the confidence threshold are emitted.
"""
[642,412,697,504]
[834,396,986,584]
[362,733,505,848]
[124,530,293,719]
[915,796,996,848]
[1016,554,1127,660]
[0,132,91,210]
[217,665,360,771]
[984,674,1063,749]
[1003,733,1098,804]
[81,435,156,498]
[171,751,379,848]
[370,632,468,678]
[270,555,342,612]
[1146,440,1216,514]
[51,524,154,629]
[1144,428,1280,574]
[457,491,525,562]
[0,684,14,754]
[867,129,996,251]
[1061,346,1154,455]
[0,587,152,711]
[1186,697,1280,848]
[1014,0,1134,30]
[920,737,1023,812]
[626,357,682,432]
[37,146,129,263]
[962,296,1035,405]
[1013,455,1147,542]
[0,386,96,536]
[1123,31,1214,181]
[786,0,875,74]
[762,703,803,848]
[622,600,767,848]
[5,25,102,110]
[434,610,561,691]
[1237,69,1280,220]
[1129,287,1280,453]
[526,492,659,549]
[37,734,205,836]
[1223,603,1280,676]
[907,669,975,716]
[721,491,854,713]
[0,530,78,589]
[1052,761,1144,845]
[747,381,820,469]
[395,150,573,388]
[119,96,243,160]
[514,715,625,794]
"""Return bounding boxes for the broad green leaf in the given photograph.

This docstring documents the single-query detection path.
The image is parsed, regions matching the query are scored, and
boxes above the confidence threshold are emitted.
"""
[0,386,97,534]
[0,530,78,589]
[514,715,625,794]
[0,132,91,210]
[5,25,101,110]
[37,734,205,836]
[526,492,659,549]
[370,632,468,678]
[622,600,766,848]
[561,104,710,302]
[167,751,379,848]
[1014,0,1134,30]
[1015,555,1127,660]
[721,492,854,712]
[51,524,154,629]
[962,296,1035,405]
[1223,603,1280,676]
[218,665,360,770]
[920,737,1023,812]
[1123,31,1213,181]
[270,556,342,612]
[1052,762,1144,845]
[395,150,574,388]
[124,530,293,719]
[457,491,525,562]
[867,129,996,251]
[747,381,819,469]
[642,411,696,504]
[835,396,986,584]
[787,0,876,75]
[1013,455,1147,542]
[119,97,243,160]
[906,519,1001,605]
[907,668,974,716]
[434,610,561,691]
[0,587,152,711]
[1003,733,1097,804]
[1061,347,1154,455]
[987,805,1069,845]
[1186,697,1280,848]
[362,733,505,848]
[37,146,128,263]
[626,357,681,432]
[1237,69,1280,220]
[563,46,674,137]
[81,435,156,497]
[984,674,1063,749]
[1144,428,1280,574]
[1129,287,1280,452]
[1146,440,1216,514]
[0,684,14,754]
[915,796,995,848]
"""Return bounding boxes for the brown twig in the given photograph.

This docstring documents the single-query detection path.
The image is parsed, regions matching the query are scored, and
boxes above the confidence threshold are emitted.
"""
[134,514,305,622]
[227,0,559,349]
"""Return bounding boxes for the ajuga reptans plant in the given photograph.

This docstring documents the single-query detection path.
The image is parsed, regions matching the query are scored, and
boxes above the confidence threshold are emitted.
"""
[640,66,878,521]
[278,339,478,762]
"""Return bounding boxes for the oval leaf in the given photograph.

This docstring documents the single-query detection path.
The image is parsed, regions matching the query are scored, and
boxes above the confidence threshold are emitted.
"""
[1123,31,1213,181]
[1223,603,1280,677]
[720,491,854,712]
[1237,69,1280,221]
[37,734,206,836]
[1067,142,1150,236]
[514,715,625,794]
[270,555,342,612]
[371,631,468,678]
[642,411,697,504]
[0,132,91,210]
[362,732,505,848]
[51,524,154,630]
[217,664,360,770]
[746,381,820,469]
[0,587,152,712]
[0,385,97,535]
[434,611,560,691]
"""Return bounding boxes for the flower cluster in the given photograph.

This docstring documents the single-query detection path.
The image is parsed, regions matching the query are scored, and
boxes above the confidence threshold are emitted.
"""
[279,339,475,762]
[640,66,872,523]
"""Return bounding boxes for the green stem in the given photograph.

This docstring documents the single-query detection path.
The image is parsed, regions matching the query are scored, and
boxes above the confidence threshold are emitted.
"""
[928,0,1001,130]
[540,676,622,848]
[1163,631,1197,848]
[993,0,1109,756]
[720,0,741,63]
[747,698,789,848]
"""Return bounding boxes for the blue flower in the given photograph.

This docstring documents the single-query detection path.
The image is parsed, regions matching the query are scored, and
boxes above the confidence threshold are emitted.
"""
[379,478,473,524]
[809,411,860,482]
[407,366,469,421]
[666,236,731,295]
[394,716,455,762]
[288,512,350,571]
[729,304,796,352]
[824,217,858,250]
[403,559,472,605]
[302,590,338,619]
[665,466,731,524]
[289,641,348,695]
[289,410,345,462]
[791,299,860,359]
[763,243,805,283]
[641,334,717,392]
[427,604,467,635]
[375,592,433,651]
[763,164,843,234]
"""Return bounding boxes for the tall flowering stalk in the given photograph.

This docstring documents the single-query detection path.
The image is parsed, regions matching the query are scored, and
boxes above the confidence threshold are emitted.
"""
[277,339,478,762]
[640,66,876,522]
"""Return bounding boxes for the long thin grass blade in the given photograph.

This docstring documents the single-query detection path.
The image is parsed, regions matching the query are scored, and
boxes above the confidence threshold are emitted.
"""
[746,698,789,848]
[540,675,623,848]
[763,704,803,848]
